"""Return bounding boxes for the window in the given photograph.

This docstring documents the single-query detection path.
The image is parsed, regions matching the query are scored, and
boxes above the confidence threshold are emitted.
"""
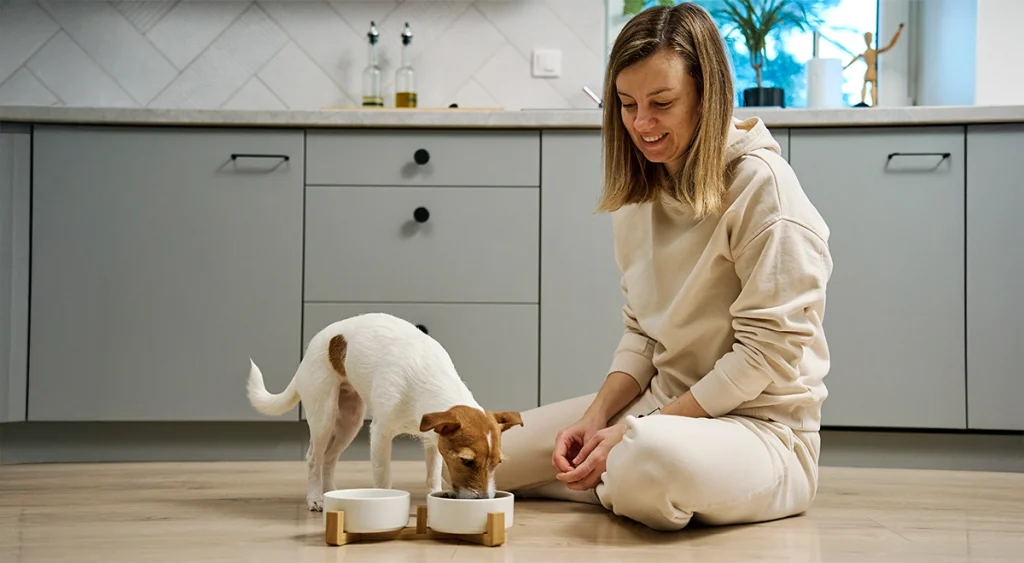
[606,0,895,108]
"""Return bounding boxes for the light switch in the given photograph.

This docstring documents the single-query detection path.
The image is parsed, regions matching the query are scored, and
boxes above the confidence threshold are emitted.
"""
[531,48,562,78]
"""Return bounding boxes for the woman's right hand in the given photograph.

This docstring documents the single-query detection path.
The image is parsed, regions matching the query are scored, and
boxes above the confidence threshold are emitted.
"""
[551,415,607,473]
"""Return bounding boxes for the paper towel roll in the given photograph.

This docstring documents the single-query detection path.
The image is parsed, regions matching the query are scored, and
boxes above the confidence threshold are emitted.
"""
[806,57,844,108]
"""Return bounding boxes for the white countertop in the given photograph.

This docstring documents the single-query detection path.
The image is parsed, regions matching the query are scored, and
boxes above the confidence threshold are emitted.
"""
[2,104,1024,128]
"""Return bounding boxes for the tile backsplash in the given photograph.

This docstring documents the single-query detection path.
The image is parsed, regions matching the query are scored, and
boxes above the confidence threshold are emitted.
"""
[0,0,607,111]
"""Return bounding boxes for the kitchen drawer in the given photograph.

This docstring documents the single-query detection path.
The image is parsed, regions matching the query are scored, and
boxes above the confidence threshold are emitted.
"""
[305,129,540,187]
[302,302,539,416]
[304,185,538,303]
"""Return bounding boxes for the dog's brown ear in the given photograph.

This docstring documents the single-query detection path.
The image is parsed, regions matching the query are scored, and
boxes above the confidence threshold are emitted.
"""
[490,411,523,432]
[420,410,461,436]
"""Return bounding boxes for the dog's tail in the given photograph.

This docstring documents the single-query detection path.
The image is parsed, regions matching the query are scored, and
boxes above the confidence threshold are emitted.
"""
[246,358,301,416]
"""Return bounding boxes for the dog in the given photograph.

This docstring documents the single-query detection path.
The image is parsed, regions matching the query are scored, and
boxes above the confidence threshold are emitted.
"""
[245,312,523,511]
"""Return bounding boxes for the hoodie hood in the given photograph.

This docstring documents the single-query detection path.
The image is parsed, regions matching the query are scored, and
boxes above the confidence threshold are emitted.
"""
[724,116,781,164]
[658,115,782,213]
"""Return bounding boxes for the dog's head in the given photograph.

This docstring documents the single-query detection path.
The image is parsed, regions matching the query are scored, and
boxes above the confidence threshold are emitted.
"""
[419,405,523,499]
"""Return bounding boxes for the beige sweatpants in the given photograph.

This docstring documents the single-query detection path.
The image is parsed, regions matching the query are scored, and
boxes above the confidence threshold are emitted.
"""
[493,389,822,531]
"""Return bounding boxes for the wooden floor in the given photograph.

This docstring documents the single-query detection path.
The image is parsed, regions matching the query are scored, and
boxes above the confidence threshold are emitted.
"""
[1,461,1023,563]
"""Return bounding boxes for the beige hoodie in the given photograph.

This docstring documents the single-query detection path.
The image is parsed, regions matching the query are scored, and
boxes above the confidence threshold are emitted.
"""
[608,116,832,432]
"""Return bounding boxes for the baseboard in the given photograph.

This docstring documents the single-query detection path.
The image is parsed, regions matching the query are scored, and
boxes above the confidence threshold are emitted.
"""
[2,422,1022,472]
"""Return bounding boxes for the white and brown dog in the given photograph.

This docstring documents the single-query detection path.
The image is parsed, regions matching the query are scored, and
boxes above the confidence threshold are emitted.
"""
[245,312,523,511]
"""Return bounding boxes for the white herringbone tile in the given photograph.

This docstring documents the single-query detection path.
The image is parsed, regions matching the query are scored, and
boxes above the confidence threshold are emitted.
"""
[112,0,177,34]
[544,0,608,61]
[0,1,60,86]
[222,76,286,110]
[0,0,609,111]
[474,44,569,110]
[258,1,366,105]
[146,0,251,70]
[258,41,353,109]
[26,31,137,107]
[412,5,506,108]
[37,0,178,105]
[476,0,605,107]
[150,4,288,109]
[0,67,59,106]
[450,78,500,109]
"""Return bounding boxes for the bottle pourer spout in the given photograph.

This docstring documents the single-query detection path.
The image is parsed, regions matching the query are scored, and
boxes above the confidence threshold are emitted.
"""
[367,21,379,44]
[402,22,413,45]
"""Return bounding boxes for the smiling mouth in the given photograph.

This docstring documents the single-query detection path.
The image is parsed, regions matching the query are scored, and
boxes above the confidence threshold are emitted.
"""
[640,132,667,145]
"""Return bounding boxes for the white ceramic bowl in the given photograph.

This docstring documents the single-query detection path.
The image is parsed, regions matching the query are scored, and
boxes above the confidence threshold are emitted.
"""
[322,488,411,534]
[426,491,515,535]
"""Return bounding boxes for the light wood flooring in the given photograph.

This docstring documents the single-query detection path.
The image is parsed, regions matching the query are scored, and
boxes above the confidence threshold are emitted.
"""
[1,460,1023,562]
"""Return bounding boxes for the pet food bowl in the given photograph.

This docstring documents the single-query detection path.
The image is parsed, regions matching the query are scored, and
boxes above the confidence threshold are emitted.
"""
[426,490,515,534]
[322,488,411,533]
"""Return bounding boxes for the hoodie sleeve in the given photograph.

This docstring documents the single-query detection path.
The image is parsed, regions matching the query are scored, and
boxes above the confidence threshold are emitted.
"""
[607,274,658,392]
[687,216,832,417]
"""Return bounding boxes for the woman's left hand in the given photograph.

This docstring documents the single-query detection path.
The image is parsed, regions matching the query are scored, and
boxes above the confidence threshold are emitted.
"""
[555,423,627,491]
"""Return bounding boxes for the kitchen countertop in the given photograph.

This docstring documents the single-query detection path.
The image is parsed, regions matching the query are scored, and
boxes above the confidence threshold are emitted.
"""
[2,104,1024,129]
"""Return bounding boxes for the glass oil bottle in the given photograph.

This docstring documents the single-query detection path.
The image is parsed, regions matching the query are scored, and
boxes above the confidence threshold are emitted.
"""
[394,23,417,108]
[361,21,383,107]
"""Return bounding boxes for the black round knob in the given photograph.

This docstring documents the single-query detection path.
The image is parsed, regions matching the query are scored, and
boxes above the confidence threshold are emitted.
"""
[416,324,428,334]
[414,148,430,165]
[413,207,429,223]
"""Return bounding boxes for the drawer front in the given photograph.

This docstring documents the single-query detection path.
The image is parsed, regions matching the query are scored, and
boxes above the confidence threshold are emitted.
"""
[304,186,538,303]
[305,130,540,187]
[302,303,539,416]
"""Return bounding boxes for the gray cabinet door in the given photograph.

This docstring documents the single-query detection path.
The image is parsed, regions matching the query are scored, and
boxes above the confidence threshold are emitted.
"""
[0,125,30,423]
[29,125,304,421]
[302,303,538,417]
[966,124,1024,431]
[539,130,625,405]
[789,126,966,429]
[304,185,539,304]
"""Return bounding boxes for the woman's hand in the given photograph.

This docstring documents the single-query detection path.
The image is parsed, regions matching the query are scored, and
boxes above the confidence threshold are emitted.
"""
[555,423,627,491]
[551,415,606,473]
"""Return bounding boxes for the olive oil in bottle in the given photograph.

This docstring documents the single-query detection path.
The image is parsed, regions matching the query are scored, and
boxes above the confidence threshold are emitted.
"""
[361,21,383,107]
[394,23,417,108]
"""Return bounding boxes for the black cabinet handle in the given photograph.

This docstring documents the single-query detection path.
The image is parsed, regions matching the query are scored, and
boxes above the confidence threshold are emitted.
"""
[413,207,430,223]
[416,324,428,334]
[414,149,430,165]
[231,153,290,161]
[886,152,950,162]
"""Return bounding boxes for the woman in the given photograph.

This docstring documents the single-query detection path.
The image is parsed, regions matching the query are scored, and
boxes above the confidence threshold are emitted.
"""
[493,2,833,532]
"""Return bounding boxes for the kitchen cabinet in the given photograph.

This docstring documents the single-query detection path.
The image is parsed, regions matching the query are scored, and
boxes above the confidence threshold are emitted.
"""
[538,130,624,405]
[304,185,539,304]
[0,125,30,422]
[965,124,1024,431]
[27,125,304,421]
[789,126,967,429]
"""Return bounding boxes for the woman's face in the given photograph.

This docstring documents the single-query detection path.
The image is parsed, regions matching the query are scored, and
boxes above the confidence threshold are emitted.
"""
[615,49,700,176]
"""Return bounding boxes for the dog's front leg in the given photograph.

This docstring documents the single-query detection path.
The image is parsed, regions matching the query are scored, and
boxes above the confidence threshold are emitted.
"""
[424,443,443,494]
[369,421,393,489]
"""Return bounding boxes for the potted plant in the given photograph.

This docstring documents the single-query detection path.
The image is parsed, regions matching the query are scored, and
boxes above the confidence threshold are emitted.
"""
[711,0,812,107]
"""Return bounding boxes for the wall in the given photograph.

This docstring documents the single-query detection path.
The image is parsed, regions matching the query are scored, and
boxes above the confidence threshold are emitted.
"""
[974,0,1022,105]
[914,0,976,106]
[0,0,606,111]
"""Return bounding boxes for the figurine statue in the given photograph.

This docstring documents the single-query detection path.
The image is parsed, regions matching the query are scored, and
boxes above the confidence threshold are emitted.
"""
[844,23,905,107]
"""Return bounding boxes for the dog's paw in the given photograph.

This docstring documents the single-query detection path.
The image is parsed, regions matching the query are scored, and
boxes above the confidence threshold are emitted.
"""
[307,498,324,512]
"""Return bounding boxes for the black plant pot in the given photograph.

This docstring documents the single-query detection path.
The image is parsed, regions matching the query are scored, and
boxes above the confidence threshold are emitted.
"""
[742,87,785,108]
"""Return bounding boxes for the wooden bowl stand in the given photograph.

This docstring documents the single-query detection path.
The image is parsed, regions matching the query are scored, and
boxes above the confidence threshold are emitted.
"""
[325,505,506,547]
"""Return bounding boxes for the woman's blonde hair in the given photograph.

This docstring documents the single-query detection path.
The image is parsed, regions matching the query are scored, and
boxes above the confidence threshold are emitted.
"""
[596,2,734,219]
